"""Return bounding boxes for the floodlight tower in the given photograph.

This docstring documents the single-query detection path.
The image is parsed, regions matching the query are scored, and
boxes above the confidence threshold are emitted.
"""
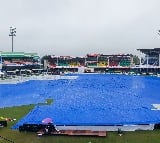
[158,30,160,36]
[9,27,16,52]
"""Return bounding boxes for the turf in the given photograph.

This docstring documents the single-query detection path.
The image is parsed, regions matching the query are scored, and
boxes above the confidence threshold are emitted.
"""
[1,105,160,143]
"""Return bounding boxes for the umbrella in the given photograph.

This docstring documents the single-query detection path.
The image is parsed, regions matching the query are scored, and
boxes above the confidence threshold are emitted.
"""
[42,118,53,124]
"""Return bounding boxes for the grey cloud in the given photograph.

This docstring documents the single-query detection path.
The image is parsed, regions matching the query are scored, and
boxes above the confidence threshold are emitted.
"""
[0,0,160,57]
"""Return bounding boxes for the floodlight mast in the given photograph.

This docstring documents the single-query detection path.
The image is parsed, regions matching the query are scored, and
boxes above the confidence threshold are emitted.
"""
[9,27,16,52]
[158,30,160,36]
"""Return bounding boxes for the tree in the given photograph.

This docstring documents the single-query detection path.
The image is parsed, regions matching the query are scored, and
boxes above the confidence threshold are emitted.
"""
[133,55,140,65]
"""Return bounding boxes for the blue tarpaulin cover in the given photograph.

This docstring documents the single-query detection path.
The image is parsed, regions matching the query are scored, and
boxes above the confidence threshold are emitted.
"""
[1,74,160,129]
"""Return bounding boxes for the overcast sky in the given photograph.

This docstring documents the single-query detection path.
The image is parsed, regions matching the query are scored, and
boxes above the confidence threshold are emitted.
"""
[0,0,160,57]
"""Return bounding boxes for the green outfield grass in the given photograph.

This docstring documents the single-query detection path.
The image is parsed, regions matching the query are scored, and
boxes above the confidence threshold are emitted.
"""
[1,104,160,143]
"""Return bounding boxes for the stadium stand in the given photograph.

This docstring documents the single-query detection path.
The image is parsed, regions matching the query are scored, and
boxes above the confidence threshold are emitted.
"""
[137,48,160,66]
[1,52,42,75]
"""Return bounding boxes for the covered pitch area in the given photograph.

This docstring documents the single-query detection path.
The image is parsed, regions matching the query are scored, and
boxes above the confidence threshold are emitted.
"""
[3,74,158,131]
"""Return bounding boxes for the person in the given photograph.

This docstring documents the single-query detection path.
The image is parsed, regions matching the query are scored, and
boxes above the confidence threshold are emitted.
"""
[44,127,49,134]
[48,125,52,134]
[118,128,123,136]
[44,124,52,134]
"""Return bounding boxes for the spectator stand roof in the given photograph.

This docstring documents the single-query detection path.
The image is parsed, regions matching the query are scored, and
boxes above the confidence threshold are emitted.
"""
[137,48,160,55]
[1,52,40,58]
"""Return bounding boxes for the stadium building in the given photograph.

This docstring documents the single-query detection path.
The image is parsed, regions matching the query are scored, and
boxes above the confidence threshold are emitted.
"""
[0,51,2,70]
[42,55,86,74]
[132,48,160,74]
[42,53,133,73]
[1,52,42,75]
